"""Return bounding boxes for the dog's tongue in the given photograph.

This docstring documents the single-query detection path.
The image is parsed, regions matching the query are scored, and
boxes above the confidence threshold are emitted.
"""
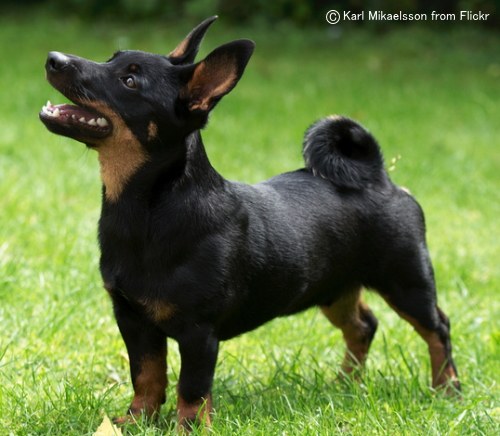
[41,101,109,128]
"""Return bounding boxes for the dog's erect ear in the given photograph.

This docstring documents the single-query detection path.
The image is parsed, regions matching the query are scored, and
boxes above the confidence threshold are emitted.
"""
[180,39,255,113]
[168,16,218,65]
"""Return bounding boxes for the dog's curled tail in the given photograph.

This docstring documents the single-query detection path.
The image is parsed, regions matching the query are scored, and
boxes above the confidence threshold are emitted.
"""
[303,116,385,190]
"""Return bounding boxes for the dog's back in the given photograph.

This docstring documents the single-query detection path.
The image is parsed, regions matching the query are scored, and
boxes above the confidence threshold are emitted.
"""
[216,116,424,337]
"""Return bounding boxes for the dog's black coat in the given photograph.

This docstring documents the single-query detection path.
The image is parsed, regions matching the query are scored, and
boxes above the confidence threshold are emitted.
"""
[40,16,459,427]
[103,119,431,336]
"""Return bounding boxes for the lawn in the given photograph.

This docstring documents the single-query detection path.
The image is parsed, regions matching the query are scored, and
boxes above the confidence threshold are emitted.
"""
[0,8,499,435]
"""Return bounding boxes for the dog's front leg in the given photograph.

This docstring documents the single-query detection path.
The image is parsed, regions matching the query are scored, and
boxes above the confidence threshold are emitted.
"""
[176,326,219,430]
[111,297,168,424]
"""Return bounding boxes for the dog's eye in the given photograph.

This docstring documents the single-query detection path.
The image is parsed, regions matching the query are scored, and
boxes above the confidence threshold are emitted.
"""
[121,76,137,89]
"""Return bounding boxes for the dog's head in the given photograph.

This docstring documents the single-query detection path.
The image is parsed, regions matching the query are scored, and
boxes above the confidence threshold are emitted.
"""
[40,16,254,147]
[40,17,254,201]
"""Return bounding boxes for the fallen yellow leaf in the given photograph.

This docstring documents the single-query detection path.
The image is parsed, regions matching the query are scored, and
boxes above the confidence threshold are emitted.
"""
[93,415,123,436]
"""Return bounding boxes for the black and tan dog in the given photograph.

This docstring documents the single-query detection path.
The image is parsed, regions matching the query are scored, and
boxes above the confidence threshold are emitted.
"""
[40,16,459,429]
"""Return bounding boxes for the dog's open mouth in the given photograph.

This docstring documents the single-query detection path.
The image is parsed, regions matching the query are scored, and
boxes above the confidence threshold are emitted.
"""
[40,100,112,141]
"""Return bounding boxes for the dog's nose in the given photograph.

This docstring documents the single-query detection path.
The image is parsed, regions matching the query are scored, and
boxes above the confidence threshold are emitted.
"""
[46,51,71,72]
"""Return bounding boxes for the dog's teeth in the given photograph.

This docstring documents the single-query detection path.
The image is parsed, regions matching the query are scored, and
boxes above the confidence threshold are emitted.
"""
[88,118,97,126]
[71,115,76,120]
[96,118,108,127]
[79,117,86,123]
[52,108,60,117]
[47,100,52,107]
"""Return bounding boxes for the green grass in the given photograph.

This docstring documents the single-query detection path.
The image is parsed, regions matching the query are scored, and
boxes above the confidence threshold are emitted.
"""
[0,8,499,435]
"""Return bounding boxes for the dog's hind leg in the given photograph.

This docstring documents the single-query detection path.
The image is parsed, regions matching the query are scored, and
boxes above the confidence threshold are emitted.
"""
[374,241,460,393]
[380,284,460,394]
[320,288,378,376]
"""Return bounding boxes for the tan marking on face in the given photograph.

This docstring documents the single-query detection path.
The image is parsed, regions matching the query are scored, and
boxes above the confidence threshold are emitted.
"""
[83,101,149,202]
[177,392,212,429]
[147,121,158,142]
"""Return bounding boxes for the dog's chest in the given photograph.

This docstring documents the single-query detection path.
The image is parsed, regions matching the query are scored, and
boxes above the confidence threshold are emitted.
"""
[98,206,229,319]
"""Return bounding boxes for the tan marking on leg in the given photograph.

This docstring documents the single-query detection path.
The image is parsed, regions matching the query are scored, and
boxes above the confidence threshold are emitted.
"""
[80,101,149,202]
[177,393,212,430]
[115,355,167,424]
[321,289,376,374]
[425,331,458,387]
[383,300,459,391]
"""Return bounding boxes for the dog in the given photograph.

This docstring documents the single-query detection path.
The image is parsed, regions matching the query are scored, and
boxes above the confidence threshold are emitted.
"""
[40,16,460,430]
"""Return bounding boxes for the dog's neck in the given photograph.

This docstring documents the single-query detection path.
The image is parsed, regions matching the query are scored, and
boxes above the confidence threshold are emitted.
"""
[182,131,223,187]
[90,103,149,203]
[98,130,223,205]
[97,133,148,203]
